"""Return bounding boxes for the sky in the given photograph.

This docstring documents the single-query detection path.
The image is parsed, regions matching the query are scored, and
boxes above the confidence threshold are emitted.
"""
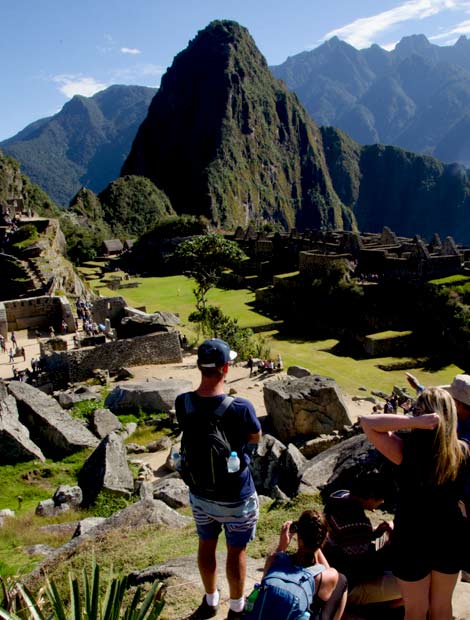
[2,0,470,141]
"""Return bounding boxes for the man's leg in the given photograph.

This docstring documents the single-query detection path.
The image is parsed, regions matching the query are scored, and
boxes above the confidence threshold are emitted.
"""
[198,537,219,594]
[226,544,247,599]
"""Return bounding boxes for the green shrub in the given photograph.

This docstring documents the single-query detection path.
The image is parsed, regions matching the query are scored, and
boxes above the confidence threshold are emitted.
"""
[0,559,165,620]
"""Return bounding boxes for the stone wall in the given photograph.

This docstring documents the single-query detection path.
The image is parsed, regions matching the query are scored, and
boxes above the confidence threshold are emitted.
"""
[42,331,182,387]
[0,303,7,338]
[299,251,351,276]
[3,295,74,333]
[91,296,127,326]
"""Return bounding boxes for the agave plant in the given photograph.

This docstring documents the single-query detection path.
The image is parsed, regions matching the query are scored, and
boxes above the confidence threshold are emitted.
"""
[0,561,164,620]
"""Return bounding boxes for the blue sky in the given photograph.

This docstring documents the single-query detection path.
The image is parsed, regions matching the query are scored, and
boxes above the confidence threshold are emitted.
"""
[2,0,470,140]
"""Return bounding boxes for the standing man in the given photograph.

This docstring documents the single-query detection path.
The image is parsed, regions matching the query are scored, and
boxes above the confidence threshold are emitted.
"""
[176,338,262,620]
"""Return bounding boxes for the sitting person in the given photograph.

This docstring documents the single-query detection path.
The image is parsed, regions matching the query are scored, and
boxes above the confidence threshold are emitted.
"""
[323,472,402,609]
[244,510,347,619]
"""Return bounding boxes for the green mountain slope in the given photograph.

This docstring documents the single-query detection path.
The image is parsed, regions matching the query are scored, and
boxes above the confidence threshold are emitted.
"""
[0,85,157,207]
[321,126,470,243]
[122,20,353,232]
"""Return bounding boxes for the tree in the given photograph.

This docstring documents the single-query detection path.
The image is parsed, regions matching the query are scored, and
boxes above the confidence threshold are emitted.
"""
[174,234,246,316]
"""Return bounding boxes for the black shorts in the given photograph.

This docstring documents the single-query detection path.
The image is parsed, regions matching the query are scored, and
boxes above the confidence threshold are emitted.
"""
[391,527,463,581]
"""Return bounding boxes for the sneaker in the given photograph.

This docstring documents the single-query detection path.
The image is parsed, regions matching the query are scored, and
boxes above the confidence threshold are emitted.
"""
[188,595,218,619]
[226,610,244,620]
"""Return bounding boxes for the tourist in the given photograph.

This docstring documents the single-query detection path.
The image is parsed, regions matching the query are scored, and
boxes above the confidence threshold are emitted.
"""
[176,338,261,620]
[360,387,468,620]
[8,348,14,364]
[323,471,401,609]
[247,356,254,377]
[244,510,347,620]
[20,346,25,361]
[10,331,16,346]
[405,372,470,443]
[48,325,55,338]
[276,353,283,371]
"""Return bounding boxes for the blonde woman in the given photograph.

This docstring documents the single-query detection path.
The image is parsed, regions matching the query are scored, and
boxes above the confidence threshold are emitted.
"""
[360,387,468,620]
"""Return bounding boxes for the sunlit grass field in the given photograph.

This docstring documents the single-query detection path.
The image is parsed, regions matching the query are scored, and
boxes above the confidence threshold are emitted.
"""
[92,274,461,395]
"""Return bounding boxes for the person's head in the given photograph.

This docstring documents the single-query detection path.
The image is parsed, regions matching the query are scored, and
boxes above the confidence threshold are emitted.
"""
[447,374,470,421]
[197,338,237,378]
[349,470,386,510]
[414,386,464,483]
[291,510,327,551]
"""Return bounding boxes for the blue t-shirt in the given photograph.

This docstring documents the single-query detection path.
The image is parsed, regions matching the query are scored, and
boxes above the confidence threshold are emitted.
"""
[175,392,261,501]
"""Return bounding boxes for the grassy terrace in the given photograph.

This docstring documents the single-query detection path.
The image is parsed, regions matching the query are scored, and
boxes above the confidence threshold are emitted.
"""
[91,274,461,395]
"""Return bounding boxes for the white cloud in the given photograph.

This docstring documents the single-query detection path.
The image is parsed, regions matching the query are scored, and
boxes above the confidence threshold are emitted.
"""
[52,75,108,98]
[430,17,470,39]
[121,47,141,55]
[322,0,468,48]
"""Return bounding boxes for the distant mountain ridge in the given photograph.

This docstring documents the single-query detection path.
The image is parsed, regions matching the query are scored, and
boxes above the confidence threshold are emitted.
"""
[0,85,157,206]
[271,34,470,166]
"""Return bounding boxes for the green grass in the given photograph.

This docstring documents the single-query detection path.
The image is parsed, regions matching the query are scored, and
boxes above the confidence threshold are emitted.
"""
[93,274,462,394]
[367,330,412,340]
[429,274,470,285]
[0,452,91,576]
[94,275,274,333]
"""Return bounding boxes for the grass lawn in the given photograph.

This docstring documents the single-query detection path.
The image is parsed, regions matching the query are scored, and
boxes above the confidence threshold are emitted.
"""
[93,275,461,395]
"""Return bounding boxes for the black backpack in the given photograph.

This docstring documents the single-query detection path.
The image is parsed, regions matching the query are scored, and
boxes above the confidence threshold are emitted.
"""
[179,392,245,500]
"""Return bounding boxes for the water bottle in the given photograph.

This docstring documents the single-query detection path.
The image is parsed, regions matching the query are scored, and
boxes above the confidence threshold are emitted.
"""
[244,586,260,612]
[227,451,240,473]
[172,451,181,472]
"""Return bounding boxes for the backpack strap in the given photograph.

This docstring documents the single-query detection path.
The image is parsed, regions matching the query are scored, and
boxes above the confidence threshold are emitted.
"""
[182,392,234,417]
[307,563,326,579]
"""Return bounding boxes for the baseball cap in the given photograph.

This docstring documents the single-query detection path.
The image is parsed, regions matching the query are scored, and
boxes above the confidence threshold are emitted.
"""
[447,374,470,407]
[197,338,237,367]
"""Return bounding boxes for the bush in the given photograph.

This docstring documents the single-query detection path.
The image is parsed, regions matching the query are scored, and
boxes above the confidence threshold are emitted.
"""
[0,559,165,620]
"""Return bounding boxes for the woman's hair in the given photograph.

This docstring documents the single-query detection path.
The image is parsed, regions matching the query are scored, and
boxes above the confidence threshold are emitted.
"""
[294,510,327,550]
[415,386,465,484]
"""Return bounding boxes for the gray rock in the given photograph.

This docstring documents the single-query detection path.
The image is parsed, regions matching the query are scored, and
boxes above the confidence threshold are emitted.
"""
[78,432,134,506]
[35,499,70,517]
[120,422,137,439]
[8,381,98,459]
[105,379,192,414]
[147,437,171,452]
[90,408,122,439]
[0,509,15,518]
[278,443,308,497]
[55,389,100,410]
[126,443,147,454]
[0,384,45,464]
[263,375,352,444]
[287,366,312,378]
[138,481,155,501]
[153,477,189,509]
[53,485,83,508]
[251,434,287,496]
[72,517,106,537]
[301,434,344,459]
[299,435,382,497]
[38,521,79,537]
[25,544,55,557]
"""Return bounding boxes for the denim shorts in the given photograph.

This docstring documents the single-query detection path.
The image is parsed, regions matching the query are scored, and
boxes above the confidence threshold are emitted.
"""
[189,492,259,547]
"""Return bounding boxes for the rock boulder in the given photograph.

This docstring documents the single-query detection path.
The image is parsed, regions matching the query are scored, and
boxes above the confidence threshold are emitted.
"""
[8,381,98,459]
[105,379,192,414]
[0,383,45,464]
[78,432,134,506]
[263,375,352,444]
[90,408,122,439]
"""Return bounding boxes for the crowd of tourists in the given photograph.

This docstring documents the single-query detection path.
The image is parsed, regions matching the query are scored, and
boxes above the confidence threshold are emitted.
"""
[177,338,469,620]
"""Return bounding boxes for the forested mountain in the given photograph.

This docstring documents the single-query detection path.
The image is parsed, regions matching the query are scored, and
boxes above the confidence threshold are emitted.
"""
[0,85,157,207]
[122,20,353,232]
[321,127,470,243]
[271,35,470,167]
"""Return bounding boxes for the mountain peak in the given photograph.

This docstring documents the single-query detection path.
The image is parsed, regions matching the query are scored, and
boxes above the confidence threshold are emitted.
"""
[395,34,432,55]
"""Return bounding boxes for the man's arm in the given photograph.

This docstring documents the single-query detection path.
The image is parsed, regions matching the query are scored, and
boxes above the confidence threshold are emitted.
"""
[248,430,262,444]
